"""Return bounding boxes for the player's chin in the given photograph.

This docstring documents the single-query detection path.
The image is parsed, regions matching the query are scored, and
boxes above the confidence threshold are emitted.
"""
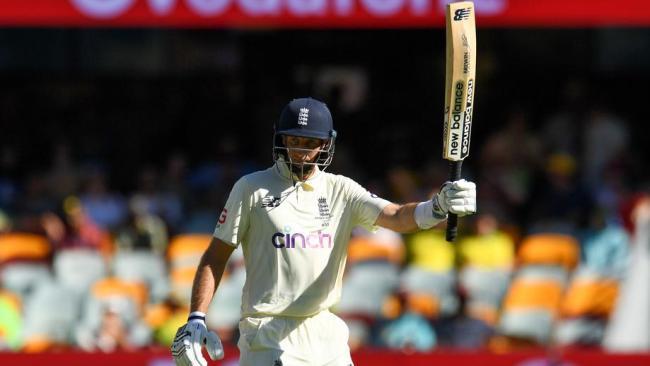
[291,163,314,176]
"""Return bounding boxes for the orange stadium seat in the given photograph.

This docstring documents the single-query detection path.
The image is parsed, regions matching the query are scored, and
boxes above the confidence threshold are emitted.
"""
[167,234,211,265]
[167,234,212,305]
[0,233,50,263]
[554,267,621,346]
[561,277,618,318]
[347,236,403,265]
[91,277,149,313]
[497,266,566,345]
[517,233,579,270]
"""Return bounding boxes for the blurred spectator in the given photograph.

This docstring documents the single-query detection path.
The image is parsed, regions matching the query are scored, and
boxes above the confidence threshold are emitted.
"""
[15,173,56,232]
[46,141,80,203]
[0,210,10,233]
[526,153,593,235]
[159,153,190,232]
[76,300,151,352]
[580,208,629,278]
[115,196,169,255]
[0,146,18,212]
[540,79,587,156]
[41,196,113,256]
[386,167,423,203]
[479,108,543,225]
[79,168,128,231]
[378,310,437,352]
[433,297,494,350]
[581,107,629,191]
[129,166,182,235]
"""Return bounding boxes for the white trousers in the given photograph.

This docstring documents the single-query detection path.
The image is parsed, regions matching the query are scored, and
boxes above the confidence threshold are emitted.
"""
[237,310,353,366]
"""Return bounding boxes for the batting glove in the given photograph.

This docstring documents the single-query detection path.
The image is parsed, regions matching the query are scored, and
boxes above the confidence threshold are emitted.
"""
[433,179,477,217]
[171,312,224,366]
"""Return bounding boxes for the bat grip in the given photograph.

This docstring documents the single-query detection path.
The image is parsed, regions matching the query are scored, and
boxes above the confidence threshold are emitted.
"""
[445,160,463,242]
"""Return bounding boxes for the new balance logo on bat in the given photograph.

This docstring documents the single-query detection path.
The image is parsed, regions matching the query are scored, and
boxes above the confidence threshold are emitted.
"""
[454,8,471,21]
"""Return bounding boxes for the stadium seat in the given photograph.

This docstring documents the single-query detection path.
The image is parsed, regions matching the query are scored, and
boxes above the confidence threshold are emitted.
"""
[21,280,81,350]
[401,267,457,318]
[112,250,169,303]
[517,233,579,270]
[338,262,400,317]
[0,263,52,300]
[400,230,458,317]
[458,231,515,324]
[0,233,53,302]
[207,247,245,334]
[53,249,107,294]
[561,267,618,318]
[75,278,152,350]
[459,267,510,325]
[337,229,402,318]
[497,266,566,344]
[555,266,619,345]
[0,233,51,263]
[167,234,211,305]
[77,277,147,333]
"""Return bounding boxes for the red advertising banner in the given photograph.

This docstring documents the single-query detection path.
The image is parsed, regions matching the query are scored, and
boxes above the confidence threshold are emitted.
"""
[0,0,649,28]
[1,348,650,366]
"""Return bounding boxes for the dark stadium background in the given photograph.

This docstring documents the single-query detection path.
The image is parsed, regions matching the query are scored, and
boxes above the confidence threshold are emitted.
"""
[1,2,650,365]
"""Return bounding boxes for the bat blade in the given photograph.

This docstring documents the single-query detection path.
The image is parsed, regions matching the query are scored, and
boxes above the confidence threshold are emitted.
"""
[442,1,476,242]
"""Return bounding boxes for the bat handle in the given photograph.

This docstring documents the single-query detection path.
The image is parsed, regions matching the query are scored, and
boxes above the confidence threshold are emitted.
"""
[445,160,463,242]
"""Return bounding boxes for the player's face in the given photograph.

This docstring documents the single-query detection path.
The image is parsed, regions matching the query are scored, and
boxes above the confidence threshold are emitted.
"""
[282,135,326,164]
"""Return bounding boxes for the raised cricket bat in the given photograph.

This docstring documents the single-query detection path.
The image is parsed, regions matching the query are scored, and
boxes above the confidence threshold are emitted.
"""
[442,1,476,242]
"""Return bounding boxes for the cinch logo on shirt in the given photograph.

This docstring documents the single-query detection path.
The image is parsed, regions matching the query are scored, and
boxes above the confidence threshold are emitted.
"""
[271,230,332,249]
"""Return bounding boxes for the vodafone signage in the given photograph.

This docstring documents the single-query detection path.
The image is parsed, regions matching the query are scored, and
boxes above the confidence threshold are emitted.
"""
[0,0,649,27]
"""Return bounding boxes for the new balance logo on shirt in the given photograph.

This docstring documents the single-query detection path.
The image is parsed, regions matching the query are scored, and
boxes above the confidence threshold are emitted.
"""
[262,195,281,208]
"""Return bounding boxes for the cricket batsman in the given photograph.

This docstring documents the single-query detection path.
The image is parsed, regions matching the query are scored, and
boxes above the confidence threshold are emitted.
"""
[171,97,477,365]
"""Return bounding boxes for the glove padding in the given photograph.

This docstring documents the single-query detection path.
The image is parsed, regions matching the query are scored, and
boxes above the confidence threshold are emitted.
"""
[171,319,224,366]
[433,179,477,217]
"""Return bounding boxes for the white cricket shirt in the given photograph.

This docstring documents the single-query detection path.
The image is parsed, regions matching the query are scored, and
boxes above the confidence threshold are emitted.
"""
[213,162,391,318]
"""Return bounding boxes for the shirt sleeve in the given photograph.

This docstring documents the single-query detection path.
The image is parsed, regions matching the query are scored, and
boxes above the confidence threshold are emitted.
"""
[343,176,392,231]
[213,176,252,247]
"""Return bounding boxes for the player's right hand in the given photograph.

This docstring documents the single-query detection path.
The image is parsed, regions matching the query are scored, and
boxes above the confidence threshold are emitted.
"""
[433,179,477,217]
[171,313,224,366]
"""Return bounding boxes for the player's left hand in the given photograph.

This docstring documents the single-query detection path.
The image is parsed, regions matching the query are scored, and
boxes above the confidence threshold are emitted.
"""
[433,179,477,217]
[171,316,223,366]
